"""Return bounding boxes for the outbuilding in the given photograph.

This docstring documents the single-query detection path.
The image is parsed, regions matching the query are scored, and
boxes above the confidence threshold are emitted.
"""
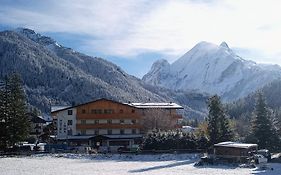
[214,141,258,163]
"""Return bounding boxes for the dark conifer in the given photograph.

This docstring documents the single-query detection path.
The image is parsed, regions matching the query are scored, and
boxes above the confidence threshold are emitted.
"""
[207,95,233,145]
[0,73,30,148]
[248,92,280,151]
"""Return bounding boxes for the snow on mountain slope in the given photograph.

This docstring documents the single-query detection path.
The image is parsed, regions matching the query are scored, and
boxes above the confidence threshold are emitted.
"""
[143,41,281,101]
[0,28,209,119]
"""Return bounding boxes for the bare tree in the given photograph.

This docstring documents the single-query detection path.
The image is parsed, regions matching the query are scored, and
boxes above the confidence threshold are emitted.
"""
[141,108,177,132]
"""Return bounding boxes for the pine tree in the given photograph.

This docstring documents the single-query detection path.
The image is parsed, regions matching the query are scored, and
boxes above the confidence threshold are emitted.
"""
[207,95,233,145]
[248,92,280,151]
[273,108,281,138]
[0,82,6,149]
[0,77,11,149]
[0,74,30,149]
[219,113,234,142]
[6,74,30,146]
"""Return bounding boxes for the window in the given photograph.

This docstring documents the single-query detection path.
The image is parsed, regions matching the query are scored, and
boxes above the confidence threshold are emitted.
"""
[107,129,112,135]
[82,109,86,114]
[120,129,124,135]
[94,120,99,124]
[132,129,136,134]
[91,109,96,114]
[107,119,112,124]
[97,109,102,114]
[67,120,73,126]
[131,119,136,124]
[81,130,86,135]
[81,120,86,124]
[68,110,73,115]
[132,109,135,113]
[119,109,124,113]
[120,119,124,124]
[104,109,114,114]
[95,130,99,135]
[67,129,72,136]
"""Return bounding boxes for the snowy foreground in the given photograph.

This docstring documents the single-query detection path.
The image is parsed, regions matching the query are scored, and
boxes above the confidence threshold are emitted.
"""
[0,153,280,175]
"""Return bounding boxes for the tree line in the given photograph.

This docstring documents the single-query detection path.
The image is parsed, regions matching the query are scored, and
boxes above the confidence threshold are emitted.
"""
[142,93,281,152]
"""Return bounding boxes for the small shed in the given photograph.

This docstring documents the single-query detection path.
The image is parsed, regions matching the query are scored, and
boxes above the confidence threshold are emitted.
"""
[214,141,258,163]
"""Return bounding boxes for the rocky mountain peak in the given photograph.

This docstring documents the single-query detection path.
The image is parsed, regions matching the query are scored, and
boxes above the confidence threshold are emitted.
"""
[143,41,281,101]
[151,59,170,70]
[14,27,59,47]
[220,41,229,49]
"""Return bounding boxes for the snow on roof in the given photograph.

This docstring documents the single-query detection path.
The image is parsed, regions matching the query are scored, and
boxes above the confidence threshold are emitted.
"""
[214,141,257,149]
[182,126,195,129]
[51,106,71,112]
[126,102,183,109]
[51,99,183,113]
[182,125,197,131]
[31,115,47,123]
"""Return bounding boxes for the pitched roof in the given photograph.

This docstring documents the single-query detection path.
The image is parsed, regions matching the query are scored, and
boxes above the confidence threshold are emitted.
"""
[214,141,258,149]
[51,98,131,113]
[31,115,47,123]
[51,98,183,113]
[51,106,70,113]
[126,102,183,109]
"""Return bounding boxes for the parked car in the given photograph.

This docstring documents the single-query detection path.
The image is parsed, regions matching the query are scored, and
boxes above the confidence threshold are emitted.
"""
[257,149,271,161]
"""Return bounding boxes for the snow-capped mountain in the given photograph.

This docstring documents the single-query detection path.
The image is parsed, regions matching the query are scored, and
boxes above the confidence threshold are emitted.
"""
[0,28,208,118]
[0,28,166,112]
[143,41,281,101]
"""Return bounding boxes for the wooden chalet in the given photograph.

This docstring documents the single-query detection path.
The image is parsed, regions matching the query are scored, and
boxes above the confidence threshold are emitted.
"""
[214,141,258,163]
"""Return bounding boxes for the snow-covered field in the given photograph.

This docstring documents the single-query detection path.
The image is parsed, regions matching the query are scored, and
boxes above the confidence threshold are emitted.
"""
[0,153,280,175]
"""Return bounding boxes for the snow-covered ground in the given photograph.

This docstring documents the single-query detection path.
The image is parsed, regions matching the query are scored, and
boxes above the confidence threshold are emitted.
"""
[0,153,280,175]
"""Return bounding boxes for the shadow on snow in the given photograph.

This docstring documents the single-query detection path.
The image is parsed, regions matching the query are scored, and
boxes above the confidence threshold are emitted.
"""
[129,159,195,173]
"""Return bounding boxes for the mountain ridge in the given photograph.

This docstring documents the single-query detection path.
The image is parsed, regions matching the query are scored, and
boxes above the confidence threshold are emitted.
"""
[0,28,208,119]
[143,41,281,101]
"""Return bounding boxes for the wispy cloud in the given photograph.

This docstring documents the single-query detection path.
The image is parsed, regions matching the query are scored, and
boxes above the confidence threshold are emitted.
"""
[0,0,281,65]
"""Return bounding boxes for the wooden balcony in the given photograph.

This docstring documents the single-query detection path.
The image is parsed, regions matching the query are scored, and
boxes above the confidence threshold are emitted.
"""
[76,123,142,129]
[77,113,141,120]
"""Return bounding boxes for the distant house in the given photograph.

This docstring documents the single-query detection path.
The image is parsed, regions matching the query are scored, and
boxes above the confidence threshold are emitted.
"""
[214,141,258,163]
[51,98,183,151]
[181,126,197,133]
[29,114,47,137]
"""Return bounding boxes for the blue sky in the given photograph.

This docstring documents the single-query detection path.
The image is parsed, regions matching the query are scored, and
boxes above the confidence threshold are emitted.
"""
[1,0,281,78]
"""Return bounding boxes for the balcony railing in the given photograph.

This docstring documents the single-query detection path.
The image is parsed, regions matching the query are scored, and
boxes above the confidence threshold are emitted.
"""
[77,113,140,119]
[76,123,141,129]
